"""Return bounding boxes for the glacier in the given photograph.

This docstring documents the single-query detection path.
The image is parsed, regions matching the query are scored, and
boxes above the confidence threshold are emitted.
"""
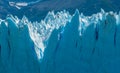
[0,9,120,73]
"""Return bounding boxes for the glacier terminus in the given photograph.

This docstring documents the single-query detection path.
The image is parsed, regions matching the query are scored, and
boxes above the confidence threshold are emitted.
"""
[0,9,120,73]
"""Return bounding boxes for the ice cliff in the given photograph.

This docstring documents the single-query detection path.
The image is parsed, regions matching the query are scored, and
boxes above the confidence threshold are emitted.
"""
[0,9,120,73]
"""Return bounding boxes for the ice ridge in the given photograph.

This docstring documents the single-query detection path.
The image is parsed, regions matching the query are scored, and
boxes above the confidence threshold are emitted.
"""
[0,9,120,73]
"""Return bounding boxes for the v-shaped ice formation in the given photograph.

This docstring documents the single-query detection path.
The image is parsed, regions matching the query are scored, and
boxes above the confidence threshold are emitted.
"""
[0,9,120,73]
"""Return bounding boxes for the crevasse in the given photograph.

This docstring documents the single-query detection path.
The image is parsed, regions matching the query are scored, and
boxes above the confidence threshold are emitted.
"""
[0,9,120,73]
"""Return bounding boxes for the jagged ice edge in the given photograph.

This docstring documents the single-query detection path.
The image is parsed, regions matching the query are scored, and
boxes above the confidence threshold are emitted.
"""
[0,9,120,60]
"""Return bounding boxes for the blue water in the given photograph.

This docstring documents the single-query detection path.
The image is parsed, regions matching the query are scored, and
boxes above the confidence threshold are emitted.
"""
[0,0,120,21]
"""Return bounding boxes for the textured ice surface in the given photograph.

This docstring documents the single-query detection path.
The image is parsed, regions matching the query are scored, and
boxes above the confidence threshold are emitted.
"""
[0,9,120,73]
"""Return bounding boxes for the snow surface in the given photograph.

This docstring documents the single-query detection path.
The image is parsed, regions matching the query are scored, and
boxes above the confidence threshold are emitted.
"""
[0,9,120,73]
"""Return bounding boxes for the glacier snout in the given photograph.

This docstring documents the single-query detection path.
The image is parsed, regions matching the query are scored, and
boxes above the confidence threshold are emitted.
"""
[0,10,120,73]
[40,10,120,73]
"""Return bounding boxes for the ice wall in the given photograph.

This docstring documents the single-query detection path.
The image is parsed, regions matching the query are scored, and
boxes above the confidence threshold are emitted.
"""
[0,17,40,73]
[40,10,120,73]
[0,9,120,73]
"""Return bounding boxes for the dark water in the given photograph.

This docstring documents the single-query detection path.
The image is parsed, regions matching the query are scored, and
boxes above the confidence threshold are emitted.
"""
[0,0,120,21]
